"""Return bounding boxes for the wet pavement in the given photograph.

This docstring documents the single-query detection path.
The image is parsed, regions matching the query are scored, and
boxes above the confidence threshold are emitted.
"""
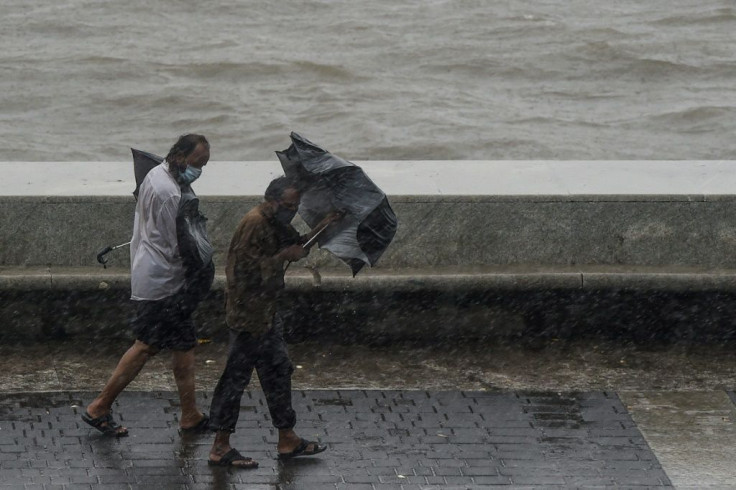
[1,338,736,488]
[2,338,736,393]
[1,390,670,489]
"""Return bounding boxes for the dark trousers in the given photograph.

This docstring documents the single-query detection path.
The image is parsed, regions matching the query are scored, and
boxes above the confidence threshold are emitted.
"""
[209,313,296,432]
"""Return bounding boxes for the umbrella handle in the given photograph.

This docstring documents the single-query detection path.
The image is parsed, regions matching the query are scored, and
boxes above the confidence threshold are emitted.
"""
[96,247,113,268]
[96,241,131,269]
[283,222,332,273]
[303,223,330,249]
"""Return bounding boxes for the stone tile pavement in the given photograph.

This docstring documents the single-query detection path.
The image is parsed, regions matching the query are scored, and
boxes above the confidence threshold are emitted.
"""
[0,390,671,489]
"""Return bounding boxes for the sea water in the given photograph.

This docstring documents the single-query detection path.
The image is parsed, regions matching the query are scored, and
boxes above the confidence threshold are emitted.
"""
[1,0,734,161]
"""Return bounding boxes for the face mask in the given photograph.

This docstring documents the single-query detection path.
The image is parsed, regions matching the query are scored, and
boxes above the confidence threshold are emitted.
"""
[178,165,202,185]
[275,206,297,224]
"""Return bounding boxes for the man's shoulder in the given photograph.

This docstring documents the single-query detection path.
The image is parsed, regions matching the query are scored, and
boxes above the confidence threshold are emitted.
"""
[234,203,273,235]
[144,164,180,201]
[242,203,270,223]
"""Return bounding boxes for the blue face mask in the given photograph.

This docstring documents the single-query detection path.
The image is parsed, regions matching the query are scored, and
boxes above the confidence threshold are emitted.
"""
[178,165,202,185]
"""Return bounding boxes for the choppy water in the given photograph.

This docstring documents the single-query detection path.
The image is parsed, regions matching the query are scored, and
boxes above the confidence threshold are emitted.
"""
[1,0,735,161]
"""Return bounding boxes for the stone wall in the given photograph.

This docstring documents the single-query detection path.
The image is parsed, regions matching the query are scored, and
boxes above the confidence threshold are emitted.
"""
[2,194,736,270]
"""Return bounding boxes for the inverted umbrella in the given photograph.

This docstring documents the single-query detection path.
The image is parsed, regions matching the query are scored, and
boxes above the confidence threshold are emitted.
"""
[97,148,213,274]
[97,148,163,266]
[276,132,398,276]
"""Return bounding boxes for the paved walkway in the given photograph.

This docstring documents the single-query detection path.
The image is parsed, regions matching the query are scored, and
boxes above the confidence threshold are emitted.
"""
[1,390,671,489]
[2,340,736,488]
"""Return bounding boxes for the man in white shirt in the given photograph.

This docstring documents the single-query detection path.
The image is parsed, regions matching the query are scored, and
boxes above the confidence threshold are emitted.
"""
[82,134,212,437]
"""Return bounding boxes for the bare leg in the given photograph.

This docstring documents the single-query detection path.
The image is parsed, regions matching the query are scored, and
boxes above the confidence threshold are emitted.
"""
[85,340,157,431]
[210,430,233,458]
[172,348,204,428]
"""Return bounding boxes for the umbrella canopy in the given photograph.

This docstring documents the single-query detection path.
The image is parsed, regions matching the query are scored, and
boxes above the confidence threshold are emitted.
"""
[276,132,398,276]
[131,148,164,200]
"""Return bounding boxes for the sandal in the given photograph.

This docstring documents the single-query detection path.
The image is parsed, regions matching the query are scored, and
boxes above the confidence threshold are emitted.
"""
[81,411,129,437]
[179,413,210,434]
[278,439,327,460]
[208,448,259,469]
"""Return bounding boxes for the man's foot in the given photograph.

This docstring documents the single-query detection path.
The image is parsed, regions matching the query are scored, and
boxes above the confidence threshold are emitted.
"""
[179,409,207,429]
[179,413,210,433]
[277,438,327,460]
[208,448,258,468]
[81,410,128,437]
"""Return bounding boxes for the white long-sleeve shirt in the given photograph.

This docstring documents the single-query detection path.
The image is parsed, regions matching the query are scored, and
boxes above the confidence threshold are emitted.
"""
[130,162,185,301]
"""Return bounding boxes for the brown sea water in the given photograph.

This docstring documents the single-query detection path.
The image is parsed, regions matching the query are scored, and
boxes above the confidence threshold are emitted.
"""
[1,0,734,161]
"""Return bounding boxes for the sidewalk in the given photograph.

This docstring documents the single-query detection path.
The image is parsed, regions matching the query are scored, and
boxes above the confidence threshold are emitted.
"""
[1,390,669,489]
[1,338,736,489]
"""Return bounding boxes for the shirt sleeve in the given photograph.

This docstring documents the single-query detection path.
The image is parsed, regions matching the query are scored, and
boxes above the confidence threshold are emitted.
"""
[154,194,181,257]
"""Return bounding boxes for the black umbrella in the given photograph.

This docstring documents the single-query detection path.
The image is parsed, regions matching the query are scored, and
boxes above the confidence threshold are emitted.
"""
[276,132,398,276]
[97,148,164,266]
[132,148,164,199]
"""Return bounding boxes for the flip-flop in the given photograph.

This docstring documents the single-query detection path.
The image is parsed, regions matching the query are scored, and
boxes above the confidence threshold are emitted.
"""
[81,411,129,437]
[208,448,259,469]
[179,413,210,434]
[278,439,327,460]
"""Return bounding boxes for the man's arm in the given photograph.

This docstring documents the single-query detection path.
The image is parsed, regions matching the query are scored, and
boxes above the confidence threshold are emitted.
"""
[229,218,307,291]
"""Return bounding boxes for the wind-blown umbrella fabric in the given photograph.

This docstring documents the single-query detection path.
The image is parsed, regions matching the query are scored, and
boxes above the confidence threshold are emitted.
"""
[131,148,163,200]
[276,132,398,276]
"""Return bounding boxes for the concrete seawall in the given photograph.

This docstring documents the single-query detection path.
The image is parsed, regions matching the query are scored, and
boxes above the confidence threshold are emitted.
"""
[3,160,736,342]
[4,160,736,270]
[4,194,736,270]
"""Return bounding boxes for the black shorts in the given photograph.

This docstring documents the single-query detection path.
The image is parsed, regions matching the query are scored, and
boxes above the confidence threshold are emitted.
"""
[130,295,197,351]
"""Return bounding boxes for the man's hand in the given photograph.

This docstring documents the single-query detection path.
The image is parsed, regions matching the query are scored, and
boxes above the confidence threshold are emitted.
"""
[280,244,308,262]
[316,210,345,230]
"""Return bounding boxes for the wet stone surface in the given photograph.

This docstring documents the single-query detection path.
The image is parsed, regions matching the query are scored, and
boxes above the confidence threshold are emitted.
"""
[0,390,670,489]
[2,337,736,393]
[1,338,735,487]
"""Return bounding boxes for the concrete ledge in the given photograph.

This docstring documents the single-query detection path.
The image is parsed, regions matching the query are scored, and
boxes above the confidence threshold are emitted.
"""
[5,160,736,196]
[4,266,736,344]
[4,265,736,293]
